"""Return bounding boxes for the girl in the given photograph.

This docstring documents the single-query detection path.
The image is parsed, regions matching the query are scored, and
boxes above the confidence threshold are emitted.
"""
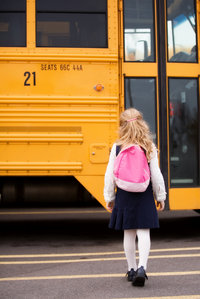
[104,108,166,287]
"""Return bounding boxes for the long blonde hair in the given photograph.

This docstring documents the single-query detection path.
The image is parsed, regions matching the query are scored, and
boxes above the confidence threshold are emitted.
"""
[117,108,154,161]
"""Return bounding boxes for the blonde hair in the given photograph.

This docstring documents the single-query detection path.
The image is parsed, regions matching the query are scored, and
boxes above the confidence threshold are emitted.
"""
[117,108,154,161]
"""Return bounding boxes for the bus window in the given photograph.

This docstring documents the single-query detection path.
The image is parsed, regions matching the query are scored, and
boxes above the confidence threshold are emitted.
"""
[0,0,26,47]
[124,0,155,62]
[167,0,197,62]
[36,0,107,48]
[125,78,157,143]
[169,78,199,186]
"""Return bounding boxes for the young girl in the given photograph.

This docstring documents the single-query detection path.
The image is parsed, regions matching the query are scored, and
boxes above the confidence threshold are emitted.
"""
[104,108,166,287]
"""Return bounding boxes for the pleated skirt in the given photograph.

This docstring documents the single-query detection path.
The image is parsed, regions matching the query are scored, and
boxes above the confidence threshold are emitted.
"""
[109,183,159,230]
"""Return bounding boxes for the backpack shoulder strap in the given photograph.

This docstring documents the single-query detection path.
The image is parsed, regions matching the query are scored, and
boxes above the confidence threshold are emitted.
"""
[116,145,121,156]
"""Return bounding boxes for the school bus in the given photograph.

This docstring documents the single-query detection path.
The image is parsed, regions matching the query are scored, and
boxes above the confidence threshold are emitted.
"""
[0,0,199,210]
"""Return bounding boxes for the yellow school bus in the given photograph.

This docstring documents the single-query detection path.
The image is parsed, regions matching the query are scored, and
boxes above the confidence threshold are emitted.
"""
[0,0,200,210]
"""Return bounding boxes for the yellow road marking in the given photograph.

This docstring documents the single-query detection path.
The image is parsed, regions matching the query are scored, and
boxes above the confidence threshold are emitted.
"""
[1,257,125,264]
[1,253,200,264]
[115,296,200,299]
[0,209,106,215]
[0,247,199,259]
[148,253,200,259]
[0,271,200,282]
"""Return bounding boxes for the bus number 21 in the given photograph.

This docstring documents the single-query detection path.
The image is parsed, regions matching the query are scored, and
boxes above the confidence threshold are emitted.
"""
[24,72,36,86]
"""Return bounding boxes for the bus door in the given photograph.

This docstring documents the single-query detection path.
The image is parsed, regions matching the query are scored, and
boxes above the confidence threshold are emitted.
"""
[121,0,200,210]
[121,0,158,145]
[167,0,200,209]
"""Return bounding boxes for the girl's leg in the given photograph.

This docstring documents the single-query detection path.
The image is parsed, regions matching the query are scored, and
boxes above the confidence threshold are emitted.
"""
[123,229,137,271]
[136,229,151,270]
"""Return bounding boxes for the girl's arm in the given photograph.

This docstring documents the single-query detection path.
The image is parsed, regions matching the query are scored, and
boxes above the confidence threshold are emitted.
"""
[104,143,117,205]
[149,147,166,203]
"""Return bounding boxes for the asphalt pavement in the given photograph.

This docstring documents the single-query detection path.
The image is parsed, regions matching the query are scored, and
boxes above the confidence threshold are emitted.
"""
[0,208,200,299]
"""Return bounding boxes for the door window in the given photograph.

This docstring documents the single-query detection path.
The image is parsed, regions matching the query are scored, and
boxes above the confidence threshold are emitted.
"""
[167,0,197,62]
[125,78,157,142]
[169,78,199,186]
[124,0,155,62]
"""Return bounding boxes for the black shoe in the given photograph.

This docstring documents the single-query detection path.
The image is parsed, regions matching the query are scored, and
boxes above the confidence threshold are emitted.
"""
[126,268,136,281]
[132,266,148,287]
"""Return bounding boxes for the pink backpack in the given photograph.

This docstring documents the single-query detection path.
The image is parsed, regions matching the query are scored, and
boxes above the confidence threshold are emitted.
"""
[113,145,150,192]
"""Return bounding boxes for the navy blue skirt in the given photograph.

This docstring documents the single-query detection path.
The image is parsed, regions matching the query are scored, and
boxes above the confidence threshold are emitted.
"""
[109,183,159,230]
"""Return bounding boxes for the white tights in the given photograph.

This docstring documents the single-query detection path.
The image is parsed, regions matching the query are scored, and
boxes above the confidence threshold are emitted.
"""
[123,229,151,271]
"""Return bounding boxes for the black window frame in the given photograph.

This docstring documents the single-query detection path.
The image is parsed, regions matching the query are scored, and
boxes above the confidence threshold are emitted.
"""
[0,0,26,47]
[36,0,108,48]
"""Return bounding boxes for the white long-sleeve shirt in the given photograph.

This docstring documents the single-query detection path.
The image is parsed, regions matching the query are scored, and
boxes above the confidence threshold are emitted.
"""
[104,143,166,203]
